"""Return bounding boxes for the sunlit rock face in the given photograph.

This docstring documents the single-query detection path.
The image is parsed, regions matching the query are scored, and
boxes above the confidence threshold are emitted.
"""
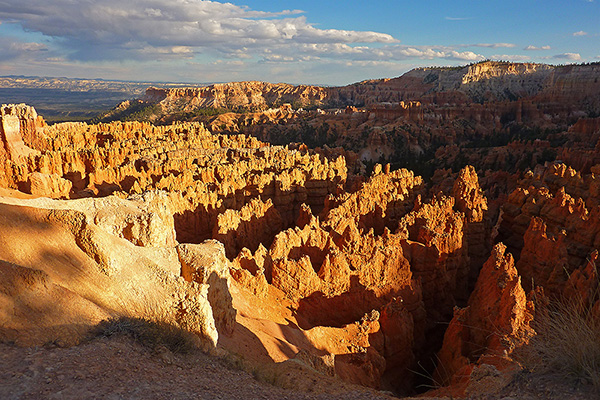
[1,60,600,397]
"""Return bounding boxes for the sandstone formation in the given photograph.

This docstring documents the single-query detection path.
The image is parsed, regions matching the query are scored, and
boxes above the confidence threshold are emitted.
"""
[0,194,235,350]
[433,243,536,393]
[497,162,600,295]
[117,62,600,118]
[2,60,600,398]
[0,104,499,395]
[222,164,492,392]
[101,62,600,189]
[430,161,600,395]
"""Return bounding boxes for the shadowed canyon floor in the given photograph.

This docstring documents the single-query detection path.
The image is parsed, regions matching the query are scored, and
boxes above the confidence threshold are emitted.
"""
[1,61,600,399]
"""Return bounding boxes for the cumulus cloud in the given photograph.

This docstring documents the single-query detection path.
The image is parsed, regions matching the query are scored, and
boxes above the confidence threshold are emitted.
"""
[573,31,588,36]
[554,53,582,60]
[0,0,495,72]
[445,51,484,61]
[0,0,397,62]
[259,42,485,64]
[524,45,551,51]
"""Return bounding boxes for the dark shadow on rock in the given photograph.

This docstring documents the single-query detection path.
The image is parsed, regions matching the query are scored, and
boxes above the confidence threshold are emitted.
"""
[174,205,217,244]
[218,321,272,364]
[207,272,236,338]
[295,276,385,329]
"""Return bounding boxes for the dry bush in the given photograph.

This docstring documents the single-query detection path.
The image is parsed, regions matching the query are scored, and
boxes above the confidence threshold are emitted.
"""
[91,316,200,354]
[519,297,600,387]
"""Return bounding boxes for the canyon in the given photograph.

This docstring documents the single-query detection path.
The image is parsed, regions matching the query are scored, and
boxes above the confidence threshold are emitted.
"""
[1,61,600,398]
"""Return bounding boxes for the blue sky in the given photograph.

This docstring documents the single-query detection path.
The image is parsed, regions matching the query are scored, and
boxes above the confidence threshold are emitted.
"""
[0,0,598,85]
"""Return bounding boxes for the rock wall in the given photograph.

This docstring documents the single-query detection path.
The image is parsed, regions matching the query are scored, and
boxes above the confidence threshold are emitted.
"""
[433,162,600,396]
[331,61,600,109]
[0,194,236,350]
[0,107,347,248]
[497,163,600,296]
[143,81,329,112]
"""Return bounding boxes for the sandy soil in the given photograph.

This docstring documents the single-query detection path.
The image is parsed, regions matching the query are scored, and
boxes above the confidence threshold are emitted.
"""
[0,336,395,400]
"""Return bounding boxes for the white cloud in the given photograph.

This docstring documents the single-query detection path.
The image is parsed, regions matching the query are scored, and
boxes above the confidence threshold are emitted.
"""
[524,45,551,51]
[0,1,501,84]
[490,54,531,62]
[445,51,484,61]
[445,17,471,21]
[0,1,397,62]
[573,31,588,36]
[0,37,48,62]
[554,53,582,60]
[470,43,516,48]
[263,42,485,64]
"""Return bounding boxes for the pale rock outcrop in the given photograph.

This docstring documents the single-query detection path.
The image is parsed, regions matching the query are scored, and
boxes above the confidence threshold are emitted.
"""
[28,172,72,199]
[0,194,235,349]
[177,240,236,336]
[0,193,177,249]
[0,104,41,160]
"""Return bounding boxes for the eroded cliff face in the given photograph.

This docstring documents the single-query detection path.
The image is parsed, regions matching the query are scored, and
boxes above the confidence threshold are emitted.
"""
[0,193,235,351]
[432,161,600,397]
[100,62,600,181]
[2,97,600,398]
[0,104,495,395]
[105,81,330,122]
[332,61,599,107]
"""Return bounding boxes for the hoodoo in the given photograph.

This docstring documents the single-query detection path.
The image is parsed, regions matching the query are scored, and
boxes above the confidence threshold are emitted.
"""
[2,61,600,399]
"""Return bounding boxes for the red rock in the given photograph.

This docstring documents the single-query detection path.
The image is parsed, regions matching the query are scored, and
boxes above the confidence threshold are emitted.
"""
[434,243,535,389]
